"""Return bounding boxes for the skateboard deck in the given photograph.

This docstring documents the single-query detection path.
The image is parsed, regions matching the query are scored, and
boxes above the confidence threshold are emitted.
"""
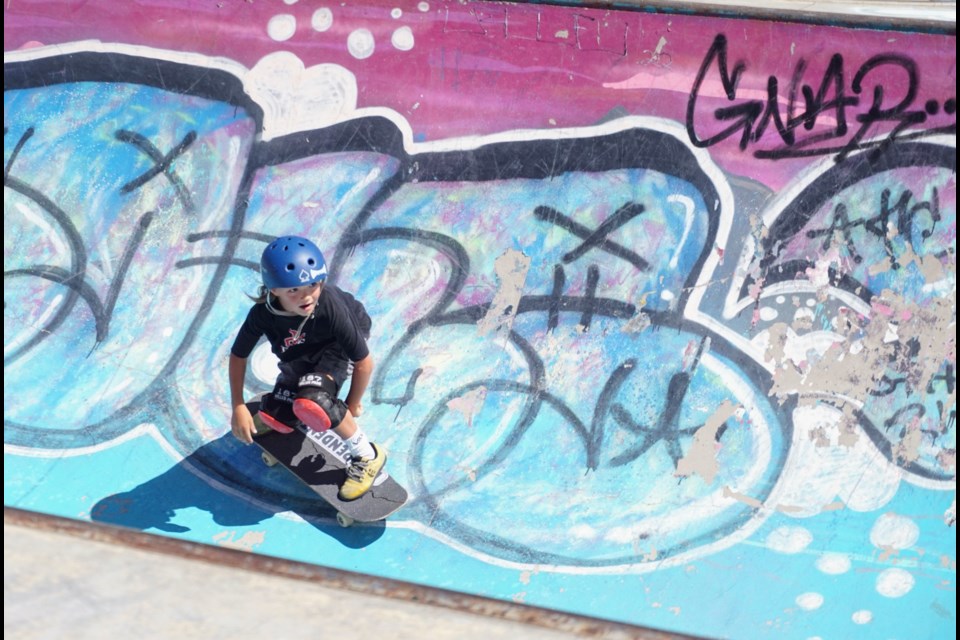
[247,399,408,527]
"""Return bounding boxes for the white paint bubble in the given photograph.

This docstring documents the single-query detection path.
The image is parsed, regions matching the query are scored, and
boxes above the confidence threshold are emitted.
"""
[816,552,851,575]
[392,26,414,51]
[391,7,403,18]
[759,306,778,321]
[348,28,375,59]
[852,610,873,624]
[765,526,813,554]
[417,1,430,11]
[660,289,675,302]
[251,342,280,384]
[876,568,915,598]
[312,8,333,32]
[794,307,814,323]
[244,51,359,140]
[283,0,299,4]
[267,14,297,42]
[776,295,786,304]
[870,513,920,550]
[795,592,824,610]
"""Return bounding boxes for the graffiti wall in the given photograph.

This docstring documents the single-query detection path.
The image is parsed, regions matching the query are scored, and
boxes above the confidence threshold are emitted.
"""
[4,1,955,638]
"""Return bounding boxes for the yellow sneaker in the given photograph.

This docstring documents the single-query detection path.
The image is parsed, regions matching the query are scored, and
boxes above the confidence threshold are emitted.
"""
[338,444,387,501]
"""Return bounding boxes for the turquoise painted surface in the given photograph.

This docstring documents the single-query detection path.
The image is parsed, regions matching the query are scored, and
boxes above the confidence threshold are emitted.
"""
[5,437,954,638]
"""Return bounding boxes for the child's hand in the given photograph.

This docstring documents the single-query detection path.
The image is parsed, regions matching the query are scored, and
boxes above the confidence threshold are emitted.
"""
[231,404,256,444]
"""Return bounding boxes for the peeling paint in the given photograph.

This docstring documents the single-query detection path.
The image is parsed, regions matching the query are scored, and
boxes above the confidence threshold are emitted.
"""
[722,486,763,509]
[446,386,488,428]
[212,530,266,551]
[675,399,739,484]
[476,249,531,344]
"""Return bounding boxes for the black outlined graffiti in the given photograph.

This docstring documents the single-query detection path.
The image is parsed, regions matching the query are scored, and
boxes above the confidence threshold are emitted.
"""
[340,149,786,564]
[533,203,651,270]
[804,187,942,269]
[115,129,198,213]
[4,127,159,354]
[3,47,950,571]
[4,120,214,351]
[721,137,955,479]
[743,141,955,305]
[392,308,787,565]
[4,58,259,451]
[608,336,728,468]
[687,34,957,162]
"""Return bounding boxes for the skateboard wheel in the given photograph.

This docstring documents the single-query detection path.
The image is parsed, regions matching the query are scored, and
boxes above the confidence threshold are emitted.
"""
[261,452,279,467]
[336,513,355,528]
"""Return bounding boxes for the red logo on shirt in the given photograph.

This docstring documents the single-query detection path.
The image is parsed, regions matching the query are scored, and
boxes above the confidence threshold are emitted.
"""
[282,328,306,351]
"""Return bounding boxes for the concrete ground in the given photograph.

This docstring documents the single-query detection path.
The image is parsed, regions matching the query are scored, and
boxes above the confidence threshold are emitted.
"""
[4,511,674,640]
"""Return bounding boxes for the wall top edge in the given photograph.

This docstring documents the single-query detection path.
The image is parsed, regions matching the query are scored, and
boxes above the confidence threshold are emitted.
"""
[533,0,956,30]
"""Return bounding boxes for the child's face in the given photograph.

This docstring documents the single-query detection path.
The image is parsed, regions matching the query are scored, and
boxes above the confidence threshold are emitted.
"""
[271,282,323,316]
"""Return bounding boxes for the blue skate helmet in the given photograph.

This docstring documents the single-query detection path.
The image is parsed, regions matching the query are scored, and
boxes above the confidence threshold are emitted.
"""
[260,236,328,289]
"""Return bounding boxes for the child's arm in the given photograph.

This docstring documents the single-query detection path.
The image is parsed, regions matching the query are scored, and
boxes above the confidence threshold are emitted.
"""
[345,354,374,418]
[229,353,256,443]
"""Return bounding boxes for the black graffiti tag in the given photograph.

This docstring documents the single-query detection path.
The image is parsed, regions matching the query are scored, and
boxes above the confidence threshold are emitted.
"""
[686,34,956,162]
[533,202,651,331]
[3,125,201,357]
[115,129,198,213]
[804,187,942,269]
[607,336,728,469]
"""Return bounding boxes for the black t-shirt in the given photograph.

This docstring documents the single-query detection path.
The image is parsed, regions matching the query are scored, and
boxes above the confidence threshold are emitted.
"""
[231,285,372,363]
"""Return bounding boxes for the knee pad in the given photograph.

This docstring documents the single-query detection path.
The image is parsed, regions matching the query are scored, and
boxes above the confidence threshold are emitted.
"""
[258,391,296,434]
[294,373,347,432]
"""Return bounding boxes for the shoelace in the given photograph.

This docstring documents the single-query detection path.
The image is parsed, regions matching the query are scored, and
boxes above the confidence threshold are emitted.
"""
[345,458,372,481]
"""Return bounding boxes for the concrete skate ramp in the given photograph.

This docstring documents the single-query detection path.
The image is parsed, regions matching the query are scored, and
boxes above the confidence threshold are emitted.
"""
[4,2,956,639]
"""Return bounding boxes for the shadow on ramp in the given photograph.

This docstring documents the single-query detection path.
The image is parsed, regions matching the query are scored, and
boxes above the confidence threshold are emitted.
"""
[89,435,387,549]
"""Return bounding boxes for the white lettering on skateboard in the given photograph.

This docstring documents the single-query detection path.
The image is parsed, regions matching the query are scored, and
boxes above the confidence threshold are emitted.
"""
[302,428,352,465]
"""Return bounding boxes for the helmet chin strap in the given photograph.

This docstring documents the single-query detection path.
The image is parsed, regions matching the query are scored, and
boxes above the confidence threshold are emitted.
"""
[266,292,314,343]
[265,293,295,317]
[291,311,313,343]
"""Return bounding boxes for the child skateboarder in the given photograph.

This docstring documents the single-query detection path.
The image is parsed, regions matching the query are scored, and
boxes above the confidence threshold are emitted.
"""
[228,235,385,500]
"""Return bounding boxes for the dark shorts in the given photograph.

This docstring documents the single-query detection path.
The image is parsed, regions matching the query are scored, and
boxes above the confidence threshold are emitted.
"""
[260,345,352,423]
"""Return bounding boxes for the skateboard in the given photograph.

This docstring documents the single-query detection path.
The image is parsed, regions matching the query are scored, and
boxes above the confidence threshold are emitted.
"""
[247,399,408,527]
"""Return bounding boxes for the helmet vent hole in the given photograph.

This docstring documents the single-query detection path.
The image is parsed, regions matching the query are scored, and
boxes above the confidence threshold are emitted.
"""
[286,263,295,272]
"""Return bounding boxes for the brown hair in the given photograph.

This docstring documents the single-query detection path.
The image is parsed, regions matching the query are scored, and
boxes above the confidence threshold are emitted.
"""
[249,285,269,304]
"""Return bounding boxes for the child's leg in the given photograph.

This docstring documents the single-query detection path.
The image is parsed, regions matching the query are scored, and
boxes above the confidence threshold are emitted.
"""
[331,411,375,460]
[292,372,374,457]
[334,410,386,501]
[291,361,385,500]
